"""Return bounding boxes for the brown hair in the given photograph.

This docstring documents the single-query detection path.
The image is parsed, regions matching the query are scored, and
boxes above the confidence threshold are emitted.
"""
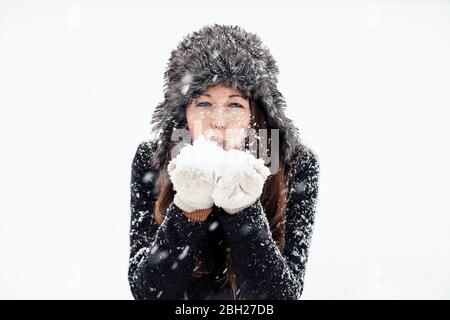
[153,95,288,300]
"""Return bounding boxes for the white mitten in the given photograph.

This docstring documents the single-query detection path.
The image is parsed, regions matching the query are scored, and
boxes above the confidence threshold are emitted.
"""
[212,149,271,214]
[167,135,226,213]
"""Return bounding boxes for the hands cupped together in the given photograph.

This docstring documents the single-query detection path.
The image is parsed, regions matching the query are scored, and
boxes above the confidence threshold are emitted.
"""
[167,135,271,215]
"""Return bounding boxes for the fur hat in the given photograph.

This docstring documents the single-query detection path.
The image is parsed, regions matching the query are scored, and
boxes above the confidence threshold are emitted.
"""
[148,23,302,170]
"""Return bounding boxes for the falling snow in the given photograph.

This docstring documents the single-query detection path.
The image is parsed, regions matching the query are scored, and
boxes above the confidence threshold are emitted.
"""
[208,221,219,232]
[180,71,193,95]
[178,246,190,261]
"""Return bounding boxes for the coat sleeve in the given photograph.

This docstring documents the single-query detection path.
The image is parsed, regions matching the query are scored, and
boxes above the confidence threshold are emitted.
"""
[215,146,320,300]
[128,141,208,300]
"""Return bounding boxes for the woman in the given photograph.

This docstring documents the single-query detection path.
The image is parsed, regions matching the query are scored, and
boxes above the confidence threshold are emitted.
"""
[128,24,320,300]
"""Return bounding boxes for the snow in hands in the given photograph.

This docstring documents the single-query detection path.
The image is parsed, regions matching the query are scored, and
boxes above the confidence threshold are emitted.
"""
[168,135,271,214]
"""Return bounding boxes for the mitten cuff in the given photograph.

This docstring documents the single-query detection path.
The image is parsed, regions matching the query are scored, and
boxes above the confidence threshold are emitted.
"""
[182,207,213,222]
[174,193,213,213]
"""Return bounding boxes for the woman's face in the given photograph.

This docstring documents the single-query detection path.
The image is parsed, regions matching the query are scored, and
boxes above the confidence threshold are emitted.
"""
[186,84,251,150]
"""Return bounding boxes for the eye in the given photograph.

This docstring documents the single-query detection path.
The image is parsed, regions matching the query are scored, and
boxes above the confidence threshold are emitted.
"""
[229,103,243,109]
[196,102,211,108]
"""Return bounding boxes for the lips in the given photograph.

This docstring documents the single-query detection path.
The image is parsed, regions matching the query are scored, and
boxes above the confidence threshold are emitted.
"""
[205,133,225,149]
[212,138,226,149]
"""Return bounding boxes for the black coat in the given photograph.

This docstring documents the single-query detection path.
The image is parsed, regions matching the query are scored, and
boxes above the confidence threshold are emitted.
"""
[128,139,320,300]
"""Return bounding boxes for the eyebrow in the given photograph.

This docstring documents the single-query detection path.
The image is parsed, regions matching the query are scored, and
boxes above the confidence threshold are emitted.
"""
[202,93,247,99]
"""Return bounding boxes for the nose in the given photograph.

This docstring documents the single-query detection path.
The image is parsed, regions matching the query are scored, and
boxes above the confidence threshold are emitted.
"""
[209,107,227,129]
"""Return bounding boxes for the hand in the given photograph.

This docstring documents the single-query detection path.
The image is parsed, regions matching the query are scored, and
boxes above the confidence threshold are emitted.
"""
[167,135,226,213]
[212,149,271,214]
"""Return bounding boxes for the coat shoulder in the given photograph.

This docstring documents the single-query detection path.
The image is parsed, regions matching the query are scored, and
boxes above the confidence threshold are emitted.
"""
[132,138,161,173]
[286,143,320,202]
[296,143,320,180]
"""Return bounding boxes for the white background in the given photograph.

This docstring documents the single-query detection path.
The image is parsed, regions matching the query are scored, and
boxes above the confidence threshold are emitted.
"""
[1,0,449,299]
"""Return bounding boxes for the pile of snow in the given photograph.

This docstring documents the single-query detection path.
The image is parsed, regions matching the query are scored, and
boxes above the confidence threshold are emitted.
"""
[174,134,268,175]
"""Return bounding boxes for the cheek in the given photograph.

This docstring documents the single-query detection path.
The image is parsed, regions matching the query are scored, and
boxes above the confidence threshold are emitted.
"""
[186,108,212,137]
[223,111,251,149]
[229,111,251,129]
